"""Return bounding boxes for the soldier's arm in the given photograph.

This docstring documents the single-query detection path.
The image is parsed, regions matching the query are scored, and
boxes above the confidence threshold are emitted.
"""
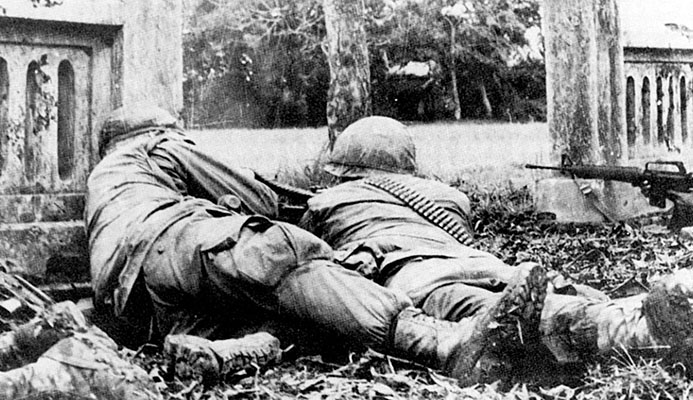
[436,187,474,234]
[297,203,319,234]
[151,139,279,218]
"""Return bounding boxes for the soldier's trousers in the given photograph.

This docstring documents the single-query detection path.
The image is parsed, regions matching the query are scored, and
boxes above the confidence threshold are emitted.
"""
[142,213,412,350]
[384,257,659,363]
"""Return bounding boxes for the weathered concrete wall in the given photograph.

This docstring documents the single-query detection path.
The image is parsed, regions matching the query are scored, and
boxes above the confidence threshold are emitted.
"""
[0,0,124,25]
[119,0,183,113]
[0,22,106,193]
[544,0,625,165]
[0,0,182,279]
[1,0,183,116]
[0,221,86,278]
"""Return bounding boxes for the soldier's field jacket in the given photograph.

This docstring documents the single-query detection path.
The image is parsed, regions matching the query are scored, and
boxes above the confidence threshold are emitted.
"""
[300,174,513,283]
[85,133,278,321]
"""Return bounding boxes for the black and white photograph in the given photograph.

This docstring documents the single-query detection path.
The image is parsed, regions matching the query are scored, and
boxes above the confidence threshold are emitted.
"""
[1,0,693,398]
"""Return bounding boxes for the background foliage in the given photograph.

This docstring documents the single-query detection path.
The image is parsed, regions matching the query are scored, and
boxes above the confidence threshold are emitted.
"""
[182,0,546,129]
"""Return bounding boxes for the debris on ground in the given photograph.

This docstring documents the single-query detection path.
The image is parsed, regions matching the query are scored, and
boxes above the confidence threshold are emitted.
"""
[5,184,693,399]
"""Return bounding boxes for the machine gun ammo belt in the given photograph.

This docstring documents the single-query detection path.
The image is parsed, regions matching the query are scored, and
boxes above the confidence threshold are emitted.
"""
[364,176,474,247]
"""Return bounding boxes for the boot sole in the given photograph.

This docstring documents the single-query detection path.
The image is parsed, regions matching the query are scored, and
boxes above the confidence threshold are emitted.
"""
[493,263,548,345]
[212,332,282,375]
[164,334,220,381]
[164,332,282,381]
[448,263,548,385]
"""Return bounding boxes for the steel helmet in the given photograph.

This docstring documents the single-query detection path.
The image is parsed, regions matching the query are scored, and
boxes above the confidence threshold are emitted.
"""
[325,116,417,178]
[100,103,182,155]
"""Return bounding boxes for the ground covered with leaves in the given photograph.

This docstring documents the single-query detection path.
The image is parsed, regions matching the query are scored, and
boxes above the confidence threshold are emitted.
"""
[130,184,693,400]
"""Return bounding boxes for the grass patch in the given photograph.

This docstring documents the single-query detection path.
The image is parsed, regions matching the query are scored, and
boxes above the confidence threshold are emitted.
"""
[188,121,550,191]
[579,350,693,400]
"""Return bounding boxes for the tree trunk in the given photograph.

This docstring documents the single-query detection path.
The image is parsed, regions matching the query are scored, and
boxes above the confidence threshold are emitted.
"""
[448,21,462,121]
[478,81,492,118]
[323,0,371,150]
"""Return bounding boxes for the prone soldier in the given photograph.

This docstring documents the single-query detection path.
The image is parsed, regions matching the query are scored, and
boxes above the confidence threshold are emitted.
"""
[85,104,548,384]
[299,116,693,376]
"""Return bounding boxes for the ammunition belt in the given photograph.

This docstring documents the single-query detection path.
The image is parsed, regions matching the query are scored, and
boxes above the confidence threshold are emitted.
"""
[364,176,474,247]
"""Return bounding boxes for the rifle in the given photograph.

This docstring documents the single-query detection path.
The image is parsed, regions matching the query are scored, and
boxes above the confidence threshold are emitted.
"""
[525,155,693,209]
[253,172,316,223]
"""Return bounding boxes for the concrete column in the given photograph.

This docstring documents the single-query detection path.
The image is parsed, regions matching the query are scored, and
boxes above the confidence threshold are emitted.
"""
[663,75,670,149]
[671,75,681,149]
[683,71,693,148]
[633,72,642,153]
[544,0,625,165]
[120,0,183,114]
[644,72,654,153]
[0,0,183,277]
[538,0,655,222]
[648,72,657,152]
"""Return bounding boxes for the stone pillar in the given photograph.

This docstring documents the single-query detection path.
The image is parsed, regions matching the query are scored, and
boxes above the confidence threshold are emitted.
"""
[119,0,183,112]
[538,0,654,222]
[0,0,182,279]
[545,0,624,164]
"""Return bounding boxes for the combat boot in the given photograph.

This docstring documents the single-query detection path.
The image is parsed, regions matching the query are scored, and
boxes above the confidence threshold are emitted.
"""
[164,331,282,382]
[542,273,693,365]
[389,263,548,385]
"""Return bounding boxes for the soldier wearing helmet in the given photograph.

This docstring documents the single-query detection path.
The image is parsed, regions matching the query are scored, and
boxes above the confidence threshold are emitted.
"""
[323,116,418,178]
[86,104,545,384]
[300,116,693,376]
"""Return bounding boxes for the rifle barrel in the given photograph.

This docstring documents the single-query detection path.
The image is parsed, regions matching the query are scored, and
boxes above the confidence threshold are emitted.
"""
[525,164,562,171]
[526,159,693,204]
[525,163,645,184]
[254,172,315,201]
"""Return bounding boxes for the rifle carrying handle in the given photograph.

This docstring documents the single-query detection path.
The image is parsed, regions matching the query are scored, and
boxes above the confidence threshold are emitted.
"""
[645,161,687,174]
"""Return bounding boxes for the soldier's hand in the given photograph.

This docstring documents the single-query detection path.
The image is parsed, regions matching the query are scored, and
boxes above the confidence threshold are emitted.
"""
[336,250,378,279]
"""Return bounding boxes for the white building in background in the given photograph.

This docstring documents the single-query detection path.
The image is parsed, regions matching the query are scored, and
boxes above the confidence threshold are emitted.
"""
[619,0,693,160]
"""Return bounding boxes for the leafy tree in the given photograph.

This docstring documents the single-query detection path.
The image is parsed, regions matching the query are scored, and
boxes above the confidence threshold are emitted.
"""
[365,0,543,121]
[182,0,543,127]
[7,0,544,125]
[449,0,541,119]
[364,0,449,120]
[183,0,327,128]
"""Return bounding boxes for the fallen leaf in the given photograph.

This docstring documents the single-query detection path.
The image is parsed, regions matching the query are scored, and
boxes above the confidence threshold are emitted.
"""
[369,382,398,399]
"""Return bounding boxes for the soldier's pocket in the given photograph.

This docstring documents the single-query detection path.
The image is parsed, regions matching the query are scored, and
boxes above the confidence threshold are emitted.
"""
[203,218,296,291]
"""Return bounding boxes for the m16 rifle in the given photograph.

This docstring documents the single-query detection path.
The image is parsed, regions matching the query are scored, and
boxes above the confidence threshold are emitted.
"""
[526,155,693,209]
[253,172,316,224]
